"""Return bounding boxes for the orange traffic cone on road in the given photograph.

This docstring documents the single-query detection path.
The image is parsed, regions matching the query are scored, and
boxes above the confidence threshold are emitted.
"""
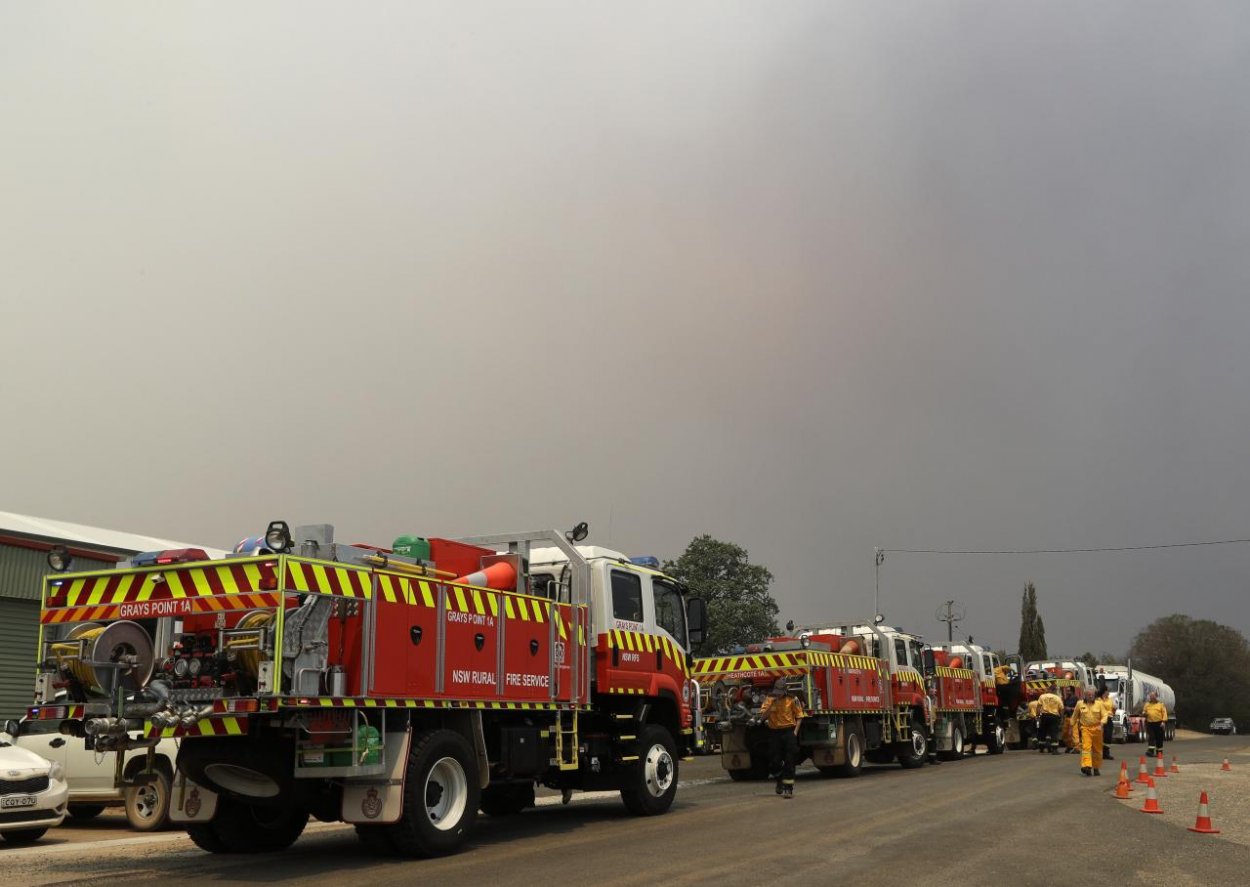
[1114,776,1132,799]
[1170,756,1180,774]
[1141,779,1164,814]
[1222,758,1232,772]
[1187,791,1220,834]
[1154,752,1168,778]
[1136,756,1150,784]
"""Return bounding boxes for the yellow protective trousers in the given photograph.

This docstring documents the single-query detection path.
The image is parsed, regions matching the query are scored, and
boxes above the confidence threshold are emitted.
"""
[1080,723,1104,770]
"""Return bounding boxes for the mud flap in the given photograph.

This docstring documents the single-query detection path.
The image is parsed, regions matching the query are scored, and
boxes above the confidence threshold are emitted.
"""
[342,727,412,825]
[169,772,218,824]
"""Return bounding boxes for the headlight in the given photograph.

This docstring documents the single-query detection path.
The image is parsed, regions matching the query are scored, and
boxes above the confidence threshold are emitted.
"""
[49,761,65,782]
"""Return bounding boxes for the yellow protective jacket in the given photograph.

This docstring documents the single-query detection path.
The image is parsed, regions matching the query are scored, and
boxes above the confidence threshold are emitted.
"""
[1037,692,1064,716]
[994,665,1012,686]
[1143,701,1168,723]
[1072,699,1109,729]
[759,695,806,730]
[1027,700,1040,718]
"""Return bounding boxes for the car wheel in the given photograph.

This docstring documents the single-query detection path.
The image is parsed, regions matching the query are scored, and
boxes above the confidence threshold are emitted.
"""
[1,827,48,845]
[125,769,171,831]
[68,804,107,821]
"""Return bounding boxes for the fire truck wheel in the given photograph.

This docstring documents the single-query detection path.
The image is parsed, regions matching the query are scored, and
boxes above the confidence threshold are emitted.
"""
[829,726,864,777]
[386,729,480,857]
[480,782,535,816]
[895,715,928,769]
[68,804,106,820]
[355,824,397,854]
[940,725,965,761]
[125,769,171,831]
[189,798,309,853]
[986,723,1006,755]
[620,725,678,816]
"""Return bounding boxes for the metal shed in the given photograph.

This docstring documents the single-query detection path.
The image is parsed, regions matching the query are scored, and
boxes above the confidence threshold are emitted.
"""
[0,511,228,720]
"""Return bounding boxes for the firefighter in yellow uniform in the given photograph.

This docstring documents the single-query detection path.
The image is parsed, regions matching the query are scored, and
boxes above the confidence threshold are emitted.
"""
[1071,688,1109,776]
[758,677,806,798]
[1143,692,1169,756]
[1036,691,1064,754]
[1025,698,1041,748]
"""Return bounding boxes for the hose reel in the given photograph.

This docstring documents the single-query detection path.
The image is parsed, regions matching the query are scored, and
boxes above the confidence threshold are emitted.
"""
[51,621,155,695]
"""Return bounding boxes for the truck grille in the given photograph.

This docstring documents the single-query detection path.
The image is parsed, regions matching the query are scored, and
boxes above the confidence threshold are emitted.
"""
[0,775,50,795]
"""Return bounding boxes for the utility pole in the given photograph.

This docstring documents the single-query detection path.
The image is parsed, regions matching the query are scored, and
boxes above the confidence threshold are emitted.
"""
[936,599,966,643]
[874,548,885,622]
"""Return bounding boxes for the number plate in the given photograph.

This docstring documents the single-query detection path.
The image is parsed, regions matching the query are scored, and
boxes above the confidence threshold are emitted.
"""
[1,795,37,808]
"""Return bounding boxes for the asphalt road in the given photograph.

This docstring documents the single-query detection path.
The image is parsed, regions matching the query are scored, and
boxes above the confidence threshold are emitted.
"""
[5,733,1249,887]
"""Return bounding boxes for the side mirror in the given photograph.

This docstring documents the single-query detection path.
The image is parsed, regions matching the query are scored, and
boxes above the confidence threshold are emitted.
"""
[686,597,707,647]
[922,648,936,675]
[1,719,19,739]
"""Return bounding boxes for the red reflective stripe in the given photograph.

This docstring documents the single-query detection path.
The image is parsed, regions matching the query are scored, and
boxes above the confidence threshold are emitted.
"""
[324,567,345,597]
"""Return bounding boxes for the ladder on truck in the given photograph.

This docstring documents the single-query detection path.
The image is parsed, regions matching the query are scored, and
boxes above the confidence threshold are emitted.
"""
[554,710,579,770]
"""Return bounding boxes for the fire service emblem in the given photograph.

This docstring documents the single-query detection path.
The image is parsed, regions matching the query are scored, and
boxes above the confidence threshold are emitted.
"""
[362,787,383,819]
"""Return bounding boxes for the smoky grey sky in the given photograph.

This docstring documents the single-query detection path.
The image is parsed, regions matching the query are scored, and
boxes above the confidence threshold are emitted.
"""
[3,3,1250,657]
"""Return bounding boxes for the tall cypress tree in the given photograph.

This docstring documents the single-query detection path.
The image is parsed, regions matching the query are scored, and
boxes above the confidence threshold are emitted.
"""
[1018,582,1047,661]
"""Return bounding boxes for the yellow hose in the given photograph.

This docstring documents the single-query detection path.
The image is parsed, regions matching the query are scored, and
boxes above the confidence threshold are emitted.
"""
[51,627,106,688]
[233,610,273,677]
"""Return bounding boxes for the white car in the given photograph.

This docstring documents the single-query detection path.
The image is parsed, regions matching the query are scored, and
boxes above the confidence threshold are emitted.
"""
[13,716,177,831]
[0,719,69,845]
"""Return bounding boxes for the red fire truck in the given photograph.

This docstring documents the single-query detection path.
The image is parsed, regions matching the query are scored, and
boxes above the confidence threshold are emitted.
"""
[697,622,980,777]
[28,522,707,857]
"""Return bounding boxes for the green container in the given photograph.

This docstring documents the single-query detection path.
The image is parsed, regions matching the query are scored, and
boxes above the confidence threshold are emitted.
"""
[392,535,431,563]
[327,725,382,768]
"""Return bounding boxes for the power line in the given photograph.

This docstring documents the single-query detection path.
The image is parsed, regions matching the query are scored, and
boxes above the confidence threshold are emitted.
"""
[884,537,1250,555]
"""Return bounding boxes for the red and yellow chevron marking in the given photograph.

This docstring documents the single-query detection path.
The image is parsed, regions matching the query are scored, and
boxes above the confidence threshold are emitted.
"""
[894,671,925,686]
[40,592,283,625]
[604,630,690,677]
[604,687,646,695]
[143,716,247,739]
[283,559,372,599]
[935,666,976,680]
[1025,678,1081,691]
[693,650,882,679]
[279,697,576,712]
[374,574,586,642]
[44,559,278,610]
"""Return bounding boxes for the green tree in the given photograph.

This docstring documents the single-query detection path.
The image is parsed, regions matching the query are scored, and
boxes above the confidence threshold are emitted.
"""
[1128,614,1250,730]
[663,535,779,653]
[1076,652,1099,668]
[1017,582,1048,661]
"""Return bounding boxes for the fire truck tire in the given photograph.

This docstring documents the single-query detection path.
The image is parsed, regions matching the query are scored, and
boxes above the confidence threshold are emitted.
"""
[818,726,864,778]
[187,798,309,854]
[480,782,535,816]
[355,823,397,854]
[386,729,480,857]
[124,769,171,831]
[986,723,1006,755]
[895,716,928,769]
[620,724,678,816]
[68,804,106,820]
[940,725,965,761]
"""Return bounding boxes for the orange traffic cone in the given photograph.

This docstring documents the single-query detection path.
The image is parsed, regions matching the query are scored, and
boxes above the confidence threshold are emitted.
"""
[453,560,517,591]
[1136,756,1150,784]
[1187,791,1220,834]
[1221,758,1232,772]
[1154,752,1168,778]
[1116,762,1133,793]
[1170,756,1180,774]
[1114,775,1132,799]
[1140,779,1164,814]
